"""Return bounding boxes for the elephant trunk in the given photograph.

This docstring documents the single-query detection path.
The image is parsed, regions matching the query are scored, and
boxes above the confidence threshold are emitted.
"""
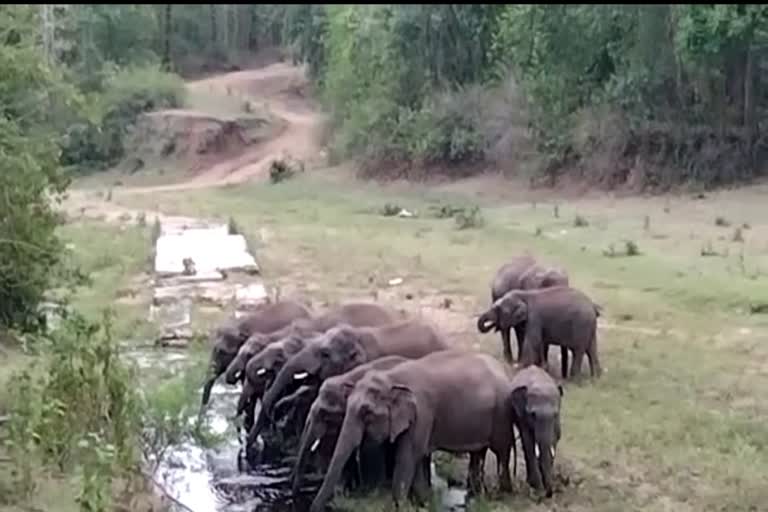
[309,412,364,512]
[200,357,223,408]
[236,379,256,417]
[261,349,318,417]
[246,404,271,449]
[535,421,556,498]
[292,412,327,496]
[224,352,248,385]
[476,310,496,334]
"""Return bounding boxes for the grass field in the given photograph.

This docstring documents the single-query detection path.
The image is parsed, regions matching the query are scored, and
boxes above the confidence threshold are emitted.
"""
[86,171,768,511]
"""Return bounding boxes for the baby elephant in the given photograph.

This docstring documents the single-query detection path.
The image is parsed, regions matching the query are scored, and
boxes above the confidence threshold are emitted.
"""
[480,287,602,380]
[510,365,563,497]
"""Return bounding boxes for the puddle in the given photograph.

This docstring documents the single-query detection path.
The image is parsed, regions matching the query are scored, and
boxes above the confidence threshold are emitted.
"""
[126,346,467,512]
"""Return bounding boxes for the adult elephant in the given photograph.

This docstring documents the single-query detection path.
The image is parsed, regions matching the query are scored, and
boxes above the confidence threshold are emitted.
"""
[308,349,518,512]
[291,356,410,496]
[479,287,601,380]
[481,256,571,365]
[200,300,312,408]
[257,320,450,427]
[223,302,403,386]
[509,365,564,498]
[236,332,322,434]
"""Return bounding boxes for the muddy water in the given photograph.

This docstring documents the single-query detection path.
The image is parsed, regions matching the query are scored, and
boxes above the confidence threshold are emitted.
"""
[127,347,466,512]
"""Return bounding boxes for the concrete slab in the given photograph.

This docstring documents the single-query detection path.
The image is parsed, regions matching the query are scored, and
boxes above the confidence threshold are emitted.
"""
[154,231,259,276]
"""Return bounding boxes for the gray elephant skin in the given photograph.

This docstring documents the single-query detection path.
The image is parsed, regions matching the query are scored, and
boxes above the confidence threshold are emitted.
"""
[258,320,450,426]
[484,256,569,364]
[308,349,518,512]
[223,302,403,386]
[509,365,563,497]
[236,332,321,434]
[292,355,411,497]
[481,287,602,379]
[200,300,312,407]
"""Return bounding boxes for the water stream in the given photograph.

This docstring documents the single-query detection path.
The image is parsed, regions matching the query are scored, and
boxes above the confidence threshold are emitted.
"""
[126,346,468,512]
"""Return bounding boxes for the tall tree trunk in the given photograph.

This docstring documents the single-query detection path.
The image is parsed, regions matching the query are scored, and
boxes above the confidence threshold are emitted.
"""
[210,4,218,55]
[162,4,172,71]
[248,5,258,50]
[744,45,757,170]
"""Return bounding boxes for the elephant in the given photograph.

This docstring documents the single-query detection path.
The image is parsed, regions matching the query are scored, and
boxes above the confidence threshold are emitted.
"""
[223,302,403,386]
[509,365,563,497]
[236,332,322,434]
[484,256,569,364]
[256,320,450,430]
[308,349,518,512]
[519,264,569,291]
[292,355,410,496]
[200,300,312,408]
[480,287,602,380]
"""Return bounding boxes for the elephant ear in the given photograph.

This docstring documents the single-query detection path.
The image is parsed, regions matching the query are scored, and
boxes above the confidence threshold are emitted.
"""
[388,384,416,443]
[510,386,529,420]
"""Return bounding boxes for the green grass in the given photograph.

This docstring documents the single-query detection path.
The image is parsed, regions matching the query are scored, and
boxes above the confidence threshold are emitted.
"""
[104,172,768,511]
[57,220,155,341]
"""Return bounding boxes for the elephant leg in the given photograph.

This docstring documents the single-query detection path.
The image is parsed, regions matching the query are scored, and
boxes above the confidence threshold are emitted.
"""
[342,449,361,492]
[518,426,542,491]
[391,441,418,509]
[243,396,256,434]
[467,448,487,497]
[560,346,569,379]
[410,456,431,507]
[569,346,587,382]
[587,336,602,378]
[501,328,513,363]
[514,324,526,362]
[494,445,512,493]
[359,438,387,490]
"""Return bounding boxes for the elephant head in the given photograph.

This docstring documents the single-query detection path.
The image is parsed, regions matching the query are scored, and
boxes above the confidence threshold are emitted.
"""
[261,325,370,417]
[200,323,250,407]
[309,371,416,512]
[510,380,563,497]
[477,292,528,334]
[292,378,355,494]
[224,332,276,385]
[237,334,311,415]
[520,266,569,290]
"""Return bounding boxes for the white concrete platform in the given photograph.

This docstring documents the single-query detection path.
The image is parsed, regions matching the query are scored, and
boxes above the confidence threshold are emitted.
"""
[149,220,269,346]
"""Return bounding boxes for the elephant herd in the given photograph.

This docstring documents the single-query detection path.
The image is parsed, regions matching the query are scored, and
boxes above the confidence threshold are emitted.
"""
[199,254,602,511]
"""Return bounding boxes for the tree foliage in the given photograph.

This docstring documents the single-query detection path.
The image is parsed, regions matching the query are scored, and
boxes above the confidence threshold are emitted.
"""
[278,4,768,188]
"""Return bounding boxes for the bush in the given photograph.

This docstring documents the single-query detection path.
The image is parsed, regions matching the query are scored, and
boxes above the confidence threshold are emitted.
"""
[60,65,186,171]
[4,308,221,509]
[269,156,304,184]
[0,117,73,332]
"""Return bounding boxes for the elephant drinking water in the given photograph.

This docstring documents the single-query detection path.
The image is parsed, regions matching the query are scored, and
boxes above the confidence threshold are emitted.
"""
[308,349,520,512]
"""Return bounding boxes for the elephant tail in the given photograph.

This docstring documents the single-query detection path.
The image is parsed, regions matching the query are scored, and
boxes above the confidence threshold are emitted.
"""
[593,302,603,318]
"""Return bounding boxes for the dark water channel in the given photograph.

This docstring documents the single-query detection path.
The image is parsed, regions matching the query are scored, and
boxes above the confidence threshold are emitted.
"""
[126,347,467,512]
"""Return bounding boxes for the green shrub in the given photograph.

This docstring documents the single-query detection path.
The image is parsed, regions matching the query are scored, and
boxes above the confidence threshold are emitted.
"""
[0,116,72,333]
[60,65,186,171]
[269,156,304,184]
